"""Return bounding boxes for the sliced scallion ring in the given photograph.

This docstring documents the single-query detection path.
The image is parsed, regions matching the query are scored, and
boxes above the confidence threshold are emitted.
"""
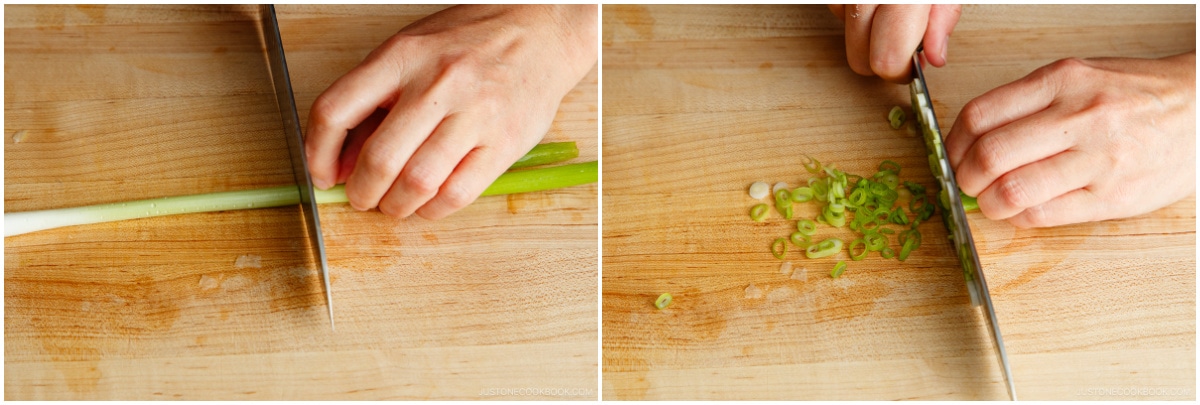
[655,293,673,309]
[805,238,843,259]
[830,261,847,279]
[790,231,810,247]
[750,204,769,222]
[796,219,817,236]
[849,238,868,261]
[772,238,788,260]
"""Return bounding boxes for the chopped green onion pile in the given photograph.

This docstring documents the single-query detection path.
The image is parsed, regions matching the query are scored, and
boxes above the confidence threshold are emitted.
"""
[748,156,943,279]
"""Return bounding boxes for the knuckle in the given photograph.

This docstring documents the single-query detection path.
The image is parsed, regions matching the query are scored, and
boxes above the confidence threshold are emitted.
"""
[438,181,477,210]
[399,166,442,196]
[377,199,404,218]
[309,93,341,127]
[359,147,403,177]
[1016,206,1052,228]
[957,99,988,137]
[970,136,1009,178]
[995,176,1033,210]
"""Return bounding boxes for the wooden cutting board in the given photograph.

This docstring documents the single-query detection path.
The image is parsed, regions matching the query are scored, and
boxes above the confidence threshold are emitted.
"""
[5,5,597,400]
[602,4,1195,400]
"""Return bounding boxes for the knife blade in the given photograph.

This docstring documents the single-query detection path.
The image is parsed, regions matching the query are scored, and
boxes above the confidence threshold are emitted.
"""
[909,46,1014,400]
[259,4,334,330]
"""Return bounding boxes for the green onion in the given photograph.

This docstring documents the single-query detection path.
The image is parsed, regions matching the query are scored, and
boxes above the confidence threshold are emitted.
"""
[903,181,925,195]
[878,160,901,175]
[805,237,843,259]
[792,187,814,202]
[655,293,673,310]
[830,261,847,278]
[863,231,888,252]
[508,142,580,169]
[961,193,980,212]
[796,219,817,236]
[822,206,847,227]
[775,189,793,219]
[772,237,788,259]
[790,231,810,247]
[880,247,896,259]
[849,238,868,261]
[5,159,598,237]
[750,204,770,222]
[888,106,906,129]
[802,155,823,174]
[899,237,918,261]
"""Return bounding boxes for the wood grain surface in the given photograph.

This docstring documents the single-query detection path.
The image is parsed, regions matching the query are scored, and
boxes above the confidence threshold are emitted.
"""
[601,4,1195,400]
[5,5,597,400]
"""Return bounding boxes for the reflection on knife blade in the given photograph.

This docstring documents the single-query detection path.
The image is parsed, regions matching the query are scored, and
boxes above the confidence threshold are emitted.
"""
[259,4,335,330]
[910,46,1016,400]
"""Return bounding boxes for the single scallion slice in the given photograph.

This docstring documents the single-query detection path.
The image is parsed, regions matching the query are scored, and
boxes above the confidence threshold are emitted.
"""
[805,237,843,259]
[775,189,793,219]
[655,293,673,310]
[749,181,770,199]
[750,204,770,222]
[881,247,896,259]
[849,238,868,261]
[772,237,788,260]
[830,261,848,279]
[796,219,817,236]
[888,106,906,130]
[790,231,810,247]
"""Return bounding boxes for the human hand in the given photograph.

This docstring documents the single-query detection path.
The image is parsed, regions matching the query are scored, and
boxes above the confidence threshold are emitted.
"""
[305,5,597,219]
[945,52,1196,228]
[828,4,961,83]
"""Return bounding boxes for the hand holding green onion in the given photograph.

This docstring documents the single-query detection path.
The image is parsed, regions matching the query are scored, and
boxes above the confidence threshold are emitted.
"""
[945,52,1195,228]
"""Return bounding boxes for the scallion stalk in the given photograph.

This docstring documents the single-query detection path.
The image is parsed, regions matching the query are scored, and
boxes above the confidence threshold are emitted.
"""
[5,160,598,237]
[508,142,580,169]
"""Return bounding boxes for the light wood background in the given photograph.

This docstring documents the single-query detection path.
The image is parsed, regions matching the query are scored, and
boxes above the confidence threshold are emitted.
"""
[602,4,1195,400]
[5,5,597,400]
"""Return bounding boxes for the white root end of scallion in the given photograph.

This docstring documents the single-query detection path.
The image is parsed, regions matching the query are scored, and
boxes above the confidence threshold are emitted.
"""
[749,182,770,199]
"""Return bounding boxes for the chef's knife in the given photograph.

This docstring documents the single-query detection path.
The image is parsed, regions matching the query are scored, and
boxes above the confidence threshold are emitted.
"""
[909,45,1014,400]
[259,4,334,330]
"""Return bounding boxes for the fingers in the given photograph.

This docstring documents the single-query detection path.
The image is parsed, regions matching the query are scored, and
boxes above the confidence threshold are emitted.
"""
[945,65,1062,171]
[377,115,478,218]
[1007,188,1102,229]
[343,90,449,211]
[922,5,961,67]
[306,62,403,190]
[870,5,930,83]
[842,4,880,77]
[954,108,1079,196]
[974,150,1095,221]
[334,108,387,185]
[415,146,511,220]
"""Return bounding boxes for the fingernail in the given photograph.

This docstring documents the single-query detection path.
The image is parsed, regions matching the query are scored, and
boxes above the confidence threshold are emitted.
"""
[314,178,332,190]
[940,36,949,64]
